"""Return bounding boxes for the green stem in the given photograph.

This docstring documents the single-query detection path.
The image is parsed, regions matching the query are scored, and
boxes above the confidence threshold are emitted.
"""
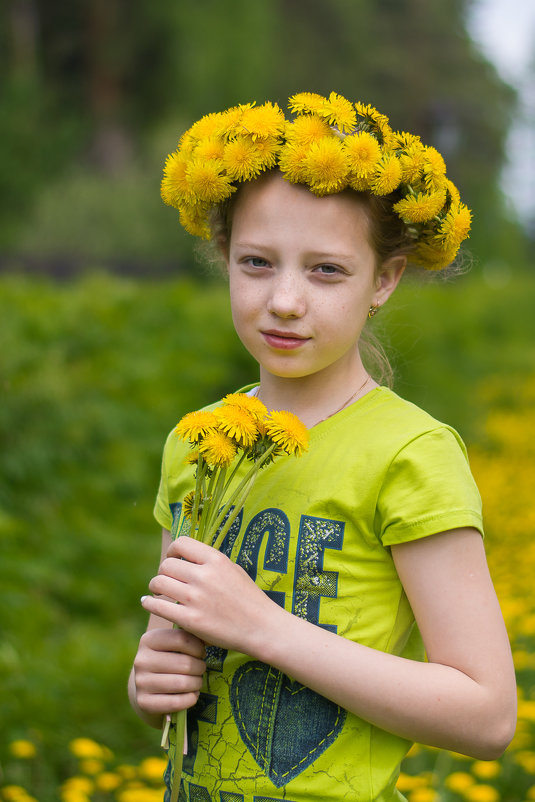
[196,465,219,542]
[170,708,185,802]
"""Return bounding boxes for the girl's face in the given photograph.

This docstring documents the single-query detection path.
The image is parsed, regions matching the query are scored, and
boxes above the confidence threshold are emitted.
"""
[225,171,403,389]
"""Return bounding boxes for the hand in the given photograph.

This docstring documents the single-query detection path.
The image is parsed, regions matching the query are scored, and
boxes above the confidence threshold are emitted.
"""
[141,536,280,655]
[133,626,206,716]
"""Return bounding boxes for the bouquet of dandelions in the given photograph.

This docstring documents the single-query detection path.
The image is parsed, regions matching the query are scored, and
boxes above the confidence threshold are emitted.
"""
[161,392,309,801]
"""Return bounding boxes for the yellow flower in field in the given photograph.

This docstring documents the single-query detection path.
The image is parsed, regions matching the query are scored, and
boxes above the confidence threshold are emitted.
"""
[286,114,332,146]
[344,131,381,179]
[222,392,268,421]
[321,91,357,133]
[9,739,36,759]
[117,765,137,780]
[69,738,105,760]
[138,755,168,782]
[186,158,234,203]
[289,91,326,116]
[61,777,94,793]
[436,203,472,249]
[514,749,535,773]
[161,151,190,206]
[264,410,309,456]
[239,101,286,140]
[95,771,122,792]
[465,784,500,802]
[175,410,218,443]
[304,137,349,195]
[2,787,31,802]
[527,784,535,801]
[118,788,163,802]
[214,405,259,448]
[471,760,501,780]
[79,758,105,775]
[199,430,238,467]
[396,772,427,791]
[445,771,475,792]
[371,153,402,195]
[408,788,437,802]
[393,188,446,224]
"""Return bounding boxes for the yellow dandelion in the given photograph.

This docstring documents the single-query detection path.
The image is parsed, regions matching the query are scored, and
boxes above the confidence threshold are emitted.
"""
[214,405,259,447]
[2,786,32,802]
[393,187,446,223]
[471,761,501,780]
[239,101,286,140]
[413,240,458,271]
[288,91,326,116]
[184,450,199,466]
[343,131,381,179]
[445,771,475,792]
[182,490,197,520]
[465,784,500,802]
[222,392,268,421]
[391,131,422,150]
[174,410,218,443]
[218,102,255,140]
[278,141,310,184]
[399,143,427,184]
[69,738,105,760]
[264,410,309,456]
[161,151,190,207]
[95,772,122,792]
[194,136,225,162]
[186,158,234,203]
[185,111,227,143]
[117,765,137,780]
[445,178,460,205]
[178,203,211,239]
[304,136,349,195]
[251,136,281,170]
[320,91,357,133]
[408,789,437,802]
[354,101,392,142]
[223,137,266,181]
[79,758,105,775]
[286,114,332,147]
[198,430,238,467]
[138,756,168,782]
[422,145,446,189]
[370,153,402,195]
[436,202,472,249]
[9,739,37,759]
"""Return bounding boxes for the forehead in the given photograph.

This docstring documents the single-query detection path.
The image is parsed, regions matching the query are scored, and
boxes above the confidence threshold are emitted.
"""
[231,171,372,247]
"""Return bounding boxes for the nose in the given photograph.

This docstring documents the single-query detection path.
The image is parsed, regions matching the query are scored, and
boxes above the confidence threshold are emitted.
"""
[267,269,306,319]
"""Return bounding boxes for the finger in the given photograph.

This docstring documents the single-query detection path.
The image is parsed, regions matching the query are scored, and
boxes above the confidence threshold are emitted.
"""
[142,627,206,658]
[136,690,201,715]
[148,573,192,603]
[141,594,191,627]
[167,536,217,563]
[135,649,206,677]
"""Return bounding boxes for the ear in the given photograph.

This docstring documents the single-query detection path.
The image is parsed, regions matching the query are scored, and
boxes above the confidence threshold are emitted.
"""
[373,255,406,306]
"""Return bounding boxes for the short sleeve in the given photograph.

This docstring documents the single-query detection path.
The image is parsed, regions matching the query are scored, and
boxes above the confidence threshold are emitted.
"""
[153,430,176,531]
[376,426,484,546]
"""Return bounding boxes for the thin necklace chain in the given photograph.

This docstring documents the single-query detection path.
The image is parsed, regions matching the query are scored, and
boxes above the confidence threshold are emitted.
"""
[255,374,372,425]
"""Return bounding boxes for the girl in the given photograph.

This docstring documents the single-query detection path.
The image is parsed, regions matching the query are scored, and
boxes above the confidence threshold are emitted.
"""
[129,93,516,802]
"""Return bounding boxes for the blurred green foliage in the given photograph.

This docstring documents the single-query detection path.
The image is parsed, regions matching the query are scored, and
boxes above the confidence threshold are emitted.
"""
[1,0,528,267]
[1,268,534,792]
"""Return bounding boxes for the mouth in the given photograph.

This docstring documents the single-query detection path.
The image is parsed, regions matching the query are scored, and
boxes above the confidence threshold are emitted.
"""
[261,329,310,350]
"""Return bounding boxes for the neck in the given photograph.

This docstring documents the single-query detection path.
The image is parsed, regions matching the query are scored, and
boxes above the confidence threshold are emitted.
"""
[257,361,376,428]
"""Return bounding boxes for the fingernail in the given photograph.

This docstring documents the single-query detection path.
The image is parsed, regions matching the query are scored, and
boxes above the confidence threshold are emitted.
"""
[140,595,148,604]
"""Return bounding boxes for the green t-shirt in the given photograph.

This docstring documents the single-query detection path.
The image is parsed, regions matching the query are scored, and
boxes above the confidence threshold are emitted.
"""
[154,386,483,802]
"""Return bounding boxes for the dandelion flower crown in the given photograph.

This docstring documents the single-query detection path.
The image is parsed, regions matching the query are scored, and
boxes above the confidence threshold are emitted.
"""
[161,91,472,271]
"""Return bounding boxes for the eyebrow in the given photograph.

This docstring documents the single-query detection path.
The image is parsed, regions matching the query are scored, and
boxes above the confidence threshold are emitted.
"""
[233,242,356,262]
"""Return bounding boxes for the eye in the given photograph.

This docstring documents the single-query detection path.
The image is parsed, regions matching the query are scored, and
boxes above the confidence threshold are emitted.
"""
[315,264,341,276]
[245,256,269,268]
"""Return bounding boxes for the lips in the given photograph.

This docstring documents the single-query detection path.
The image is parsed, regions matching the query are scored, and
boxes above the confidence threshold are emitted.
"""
[261,329,310,350]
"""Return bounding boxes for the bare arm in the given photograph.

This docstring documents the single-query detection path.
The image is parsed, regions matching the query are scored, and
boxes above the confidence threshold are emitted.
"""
[128,528,206,729]
[142,528,516,757]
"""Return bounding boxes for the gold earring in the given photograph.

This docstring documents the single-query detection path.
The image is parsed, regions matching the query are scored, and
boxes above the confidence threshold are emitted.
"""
[368,304,380,318]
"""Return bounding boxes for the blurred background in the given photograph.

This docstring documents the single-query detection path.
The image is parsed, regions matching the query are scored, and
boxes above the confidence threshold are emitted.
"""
[1,1,534,801]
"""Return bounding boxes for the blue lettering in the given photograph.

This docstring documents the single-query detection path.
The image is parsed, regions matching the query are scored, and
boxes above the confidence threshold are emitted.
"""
[292,514,344,632]
[236,508,290,608]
